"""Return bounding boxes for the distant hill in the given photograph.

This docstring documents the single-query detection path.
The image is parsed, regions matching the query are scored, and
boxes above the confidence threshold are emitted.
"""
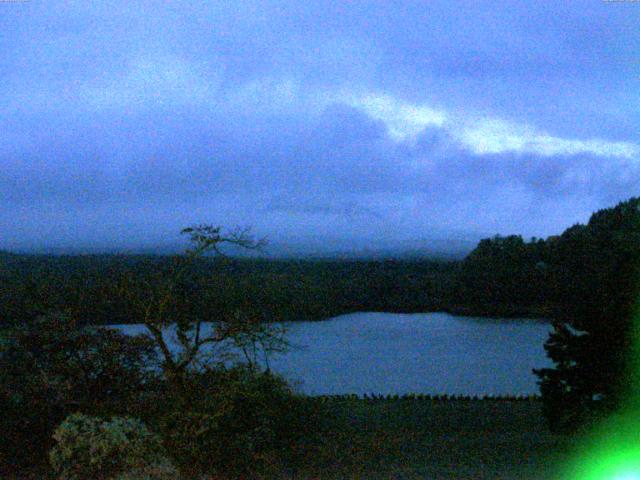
[2,236,477,261]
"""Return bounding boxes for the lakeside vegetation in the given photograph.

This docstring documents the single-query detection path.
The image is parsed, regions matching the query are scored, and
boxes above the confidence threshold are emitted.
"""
[2,197,640,478]
[0,254,456,327]
[0,237,556,328]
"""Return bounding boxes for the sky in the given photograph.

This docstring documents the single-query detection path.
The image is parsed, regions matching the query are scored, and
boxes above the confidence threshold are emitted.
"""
[1,0,639,254]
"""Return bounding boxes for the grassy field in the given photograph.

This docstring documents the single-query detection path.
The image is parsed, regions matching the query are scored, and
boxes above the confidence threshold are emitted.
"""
[292,398,569,480]
[9,398,570,479]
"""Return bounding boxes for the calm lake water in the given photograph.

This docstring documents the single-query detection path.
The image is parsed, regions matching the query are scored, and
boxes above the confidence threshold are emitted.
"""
[113,312,552,396]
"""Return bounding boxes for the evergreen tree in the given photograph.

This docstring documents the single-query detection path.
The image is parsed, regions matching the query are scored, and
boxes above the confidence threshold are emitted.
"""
[534,197,640,431]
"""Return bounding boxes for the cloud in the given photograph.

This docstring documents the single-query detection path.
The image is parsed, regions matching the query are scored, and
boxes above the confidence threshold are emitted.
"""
[0,0,639,252]
[346,94,446,144]
[346,93,640,160]
[81,53,219,111]
[457,118,640,159]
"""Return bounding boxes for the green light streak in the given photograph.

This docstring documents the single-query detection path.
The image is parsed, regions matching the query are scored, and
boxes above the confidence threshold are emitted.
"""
[562,306,640,480]
[563,411,640,479]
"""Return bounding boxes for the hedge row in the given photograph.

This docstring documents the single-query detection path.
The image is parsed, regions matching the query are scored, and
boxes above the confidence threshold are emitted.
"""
[309,393,540,403]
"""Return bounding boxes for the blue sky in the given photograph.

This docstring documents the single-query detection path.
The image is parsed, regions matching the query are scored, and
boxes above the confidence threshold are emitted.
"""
[1,0,639,253]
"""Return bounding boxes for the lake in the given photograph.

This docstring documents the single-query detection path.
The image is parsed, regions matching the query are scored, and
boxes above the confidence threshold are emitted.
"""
[113,312,552,396]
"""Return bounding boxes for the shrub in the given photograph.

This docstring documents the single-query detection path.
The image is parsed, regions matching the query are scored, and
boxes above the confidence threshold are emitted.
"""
[0,313,158,471]
[49,413,174,480]
[159,365,317,479]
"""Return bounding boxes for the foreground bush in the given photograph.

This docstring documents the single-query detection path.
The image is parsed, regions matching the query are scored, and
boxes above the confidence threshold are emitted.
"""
[0,313,157,472]
[160,365,318,479]
[49,413,175,480]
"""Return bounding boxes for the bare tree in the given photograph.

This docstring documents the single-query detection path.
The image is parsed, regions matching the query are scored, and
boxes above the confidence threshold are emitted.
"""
[116,225,287,397]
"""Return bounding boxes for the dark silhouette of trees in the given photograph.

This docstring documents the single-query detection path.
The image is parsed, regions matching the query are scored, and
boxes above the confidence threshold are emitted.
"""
[0,253,457,328]
[0,313,156,471]
[444,197,640,431]
[534,197,640,431]
[451,234,549,316]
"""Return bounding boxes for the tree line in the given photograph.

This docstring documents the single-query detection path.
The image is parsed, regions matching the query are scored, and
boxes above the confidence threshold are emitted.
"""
[0,251,456,328]
[451,197,640,430]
